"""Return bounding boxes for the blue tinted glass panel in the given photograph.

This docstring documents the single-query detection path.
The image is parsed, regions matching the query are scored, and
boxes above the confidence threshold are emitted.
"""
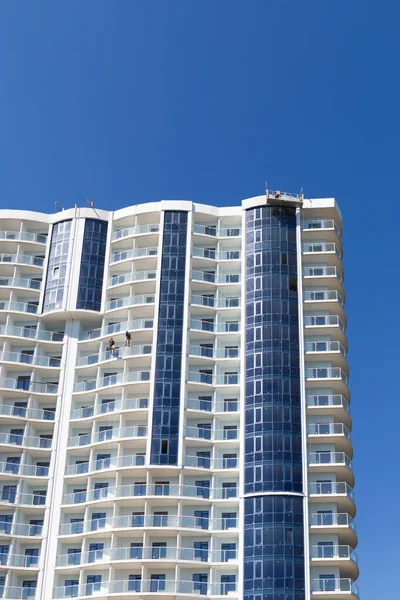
[150,211,188,464]
[43,220,72,312]
[77,219,108,311]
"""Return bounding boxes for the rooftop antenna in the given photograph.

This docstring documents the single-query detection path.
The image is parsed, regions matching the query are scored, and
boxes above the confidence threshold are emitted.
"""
[86,197,93,208]
[299,186,304,200]
[55,202,63,212]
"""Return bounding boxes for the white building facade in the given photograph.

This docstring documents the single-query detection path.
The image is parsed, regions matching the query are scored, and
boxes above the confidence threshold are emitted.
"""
[0,192,358,600]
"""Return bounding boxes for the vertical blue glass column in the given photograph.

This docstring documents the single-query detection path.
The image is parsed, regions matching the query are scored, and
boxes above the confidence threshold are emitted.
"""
[77,219,108,311]
[243,205,305,600]
[150,211,188,465]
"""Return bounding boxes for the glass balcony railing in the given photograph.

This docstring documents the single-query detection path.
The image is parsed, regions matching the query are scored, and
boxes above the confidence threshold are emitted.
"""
[0,351,61,368]
[0,432,52,449]
[0,404,55,421]
[1,586,38,599]
[73,370,150,393]
[304,315,345,330]
[0,377,59,394]
[0,301,38,314]
[0,521,43,537]
[0,324,63,342]
[193,224,241,238]
[105,294,155,311]
[306,394,349,411]
[108,270,157,287]
[65,453,147,476]
[305,341,346,356]
[0,276,41,290]
[302,242,342,257]
[185,426,239,440]
[111,247,158,263]
[308,423,350,438]
[0,253,44,267]
[309,512,356,530]
[186,397,239,413]
[0,460,49,477]
[59,514,238,536]
[184,455,238,470]
[303,266,343,281]
[79,318,153,341]
[67,425,147,448]
[70,397,148,420]
[192,247,241,260]
[190,294,240,308]
[309,481,354,499]
[0,230,47,244]
[302,219,341,235]
[187,372,240,386]
[190,319,240,333]
[0,488,46,506]
[311,578,359,595]
[305,367,348,383]
[191,270,241,284]
[308,451,351,467]
[0,552,40,568]
[112,224,160,240]
[303,290,344,305]
[310,544,357,561]
[188,345,240,359]
[62,482,238,505]
[77,344,152,367]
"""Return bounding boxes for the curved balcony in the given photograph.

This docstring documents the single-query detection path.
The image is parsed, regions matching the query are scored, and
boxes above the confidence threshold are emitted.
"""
[303,290,345,318]
[304,315,346,337]
[303,266,343,290]
[0,432,52,450]
[0,551,40,569]
[189,320,240,336]
[105,294,155,312]
[308,482,355,515]
[0,253,44,267]
[59,514,238,537]
[108,270,156,289]
[311,578,359,599]
[0,521,43,537]
[310,544,359,578]
[0,300,39,315]
[188,345,240,361]
[0,460,49,478]
[0,231,47,244]
[307,423,351,454]
[305,368,349,397]
[0,488,47,508]
[192,248,241,261]
[191,294,240,310]
[112,224,160,241]
[56,545,237,568]
[67,425,147,448]
[65,454,146,477]
[191,271,241,286]
[76,344,152,368]
[309,512,357,546]
[308,452,353,483]
[187,371,240,389]
[62,483,238,506]
[79,319,153,342]
[305,341,347,368]
[186,397,239,413]
[185,426,239,442]
[2,586,37,599]
[70,397,148,421]
[110,247,158,264]
[0,324,63,343]
[54,580,237,599]
[0,276,41,291]
[302,242,342,267]
[0,351,61,369]
[184,454,238,471]
[302,218,341,235]
[0,377,58,395]
[306,394,350,425]
[73,370,150,394]
[0,404,56,422]
[193,224,241,238]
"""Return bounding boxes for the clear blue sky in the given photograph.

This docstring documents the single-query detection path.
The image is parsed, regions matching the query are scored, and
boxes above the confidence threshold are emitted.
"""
[0,1,397,596]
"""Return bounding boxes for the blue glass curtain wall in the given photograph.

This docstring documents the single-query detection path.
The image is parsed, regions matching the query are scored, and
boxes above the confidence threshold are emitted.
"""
[77,219,108,311]
[244,205,305,600]
[43,220,72,312]
[150,211,188,464]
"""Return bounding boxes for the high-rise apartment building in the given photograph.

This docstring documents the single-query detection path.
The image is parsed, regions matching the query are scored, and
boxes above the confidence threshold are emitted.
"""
[0,190,358,600]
